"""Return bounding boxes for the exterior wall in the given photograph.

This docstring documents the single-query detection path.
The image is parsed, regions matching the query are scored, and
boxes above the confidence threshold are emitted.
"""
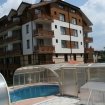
[22,22,33,55]
[53,55,65,63]
[70,24,84,53]
[52,19,84,54]
[53,54,84,63]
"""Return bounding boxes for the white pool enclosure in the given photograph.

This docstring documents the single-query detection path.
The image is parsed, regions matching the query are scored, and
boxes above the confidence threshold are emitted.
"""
[13,63,105,97]
[0,73,10,105]
[1,63,105,105]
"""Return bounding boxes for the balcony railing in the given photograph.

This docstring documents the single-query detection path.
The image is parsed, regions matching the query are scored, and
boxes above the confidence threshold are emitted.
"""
[34,13,52,22]
[85,47,94,53]
[84,37,93,43]
[6,49,22,56]
[0,21,21,33]
[34,45,55,53]
[33,29,54,38]
[39,61,55,65]
[4,35,21,43]
[83,26,92,32]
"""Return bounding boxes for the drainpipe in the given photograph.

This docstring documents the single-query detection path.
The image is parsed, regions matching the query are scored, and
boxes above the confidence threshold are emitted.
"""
[68,7,72,60]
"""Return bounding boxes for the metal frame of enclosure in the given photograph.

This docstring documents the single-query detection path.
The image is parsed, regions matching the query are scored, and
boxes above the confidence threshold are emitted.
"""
[0,73,10,105]
[13,63,105,97]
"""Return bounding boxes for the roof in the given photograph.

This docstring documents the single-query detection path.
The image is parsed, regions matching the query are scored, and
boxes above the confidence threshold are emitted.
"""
[8,9,17,20]
[14,63,105,75]
[17,2,31,15]
[81,82,105,91]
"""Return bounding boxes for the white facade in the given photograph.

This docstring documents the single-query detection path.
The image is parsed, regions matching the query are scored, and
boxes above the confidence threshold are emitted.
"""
[22,22,33,55]
[52,20,84,54]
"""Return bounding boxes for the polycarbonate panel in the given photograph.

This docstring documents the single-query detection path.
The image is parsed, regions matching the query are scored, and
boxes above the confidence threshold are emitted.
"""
[77,68,87,91]
[13,75,20,86]
[89,68,105,82]
[63,69,77,96]
[79,82,105,105]
[0,73,10,105]
[20,74,25,85]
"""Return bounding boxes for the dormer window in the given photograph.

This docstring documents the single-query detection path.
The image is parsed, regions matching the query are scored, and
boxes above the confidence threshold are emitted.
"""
[71,9,76,13]
[35,9,41,14]
[58,4,64,9]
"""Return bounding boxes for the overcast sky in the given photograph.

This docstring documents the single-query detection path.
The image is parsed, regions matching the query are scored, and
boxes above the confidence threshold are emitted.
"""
[0,0,104,51]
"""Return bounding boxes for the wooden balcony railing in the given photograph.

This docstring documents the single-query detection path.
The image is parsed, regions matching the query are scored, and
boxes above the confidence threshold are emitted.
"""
[4,35,21,43]
[85,47,94,53]
[39,61,55,65]
[83,26,92,32]
[34,45,55,53]
[34,13,52,22]
[84,37,93,43]
[33,29,54,38]
[0,21,21,33]
[6,49,22,56]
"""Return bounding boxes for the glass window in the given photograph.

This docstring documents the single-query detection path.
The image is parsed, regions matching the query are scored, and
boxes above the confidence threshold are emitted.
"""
[55,25,57,29]
[72,29,78,37]
[60,26,66,35]
[27,40,30,49]
[71,18,77,25]
[26,24,29,34]
[61,40,67,48]
[56,39,58,43]
[74,42,79,48]
[59,13,65,22]
[71,9,76,13]
[35,9,41,14]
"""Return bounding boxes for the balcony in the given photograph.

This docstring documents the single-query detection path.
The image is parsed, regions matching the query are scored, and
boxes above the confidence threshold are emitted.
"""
[85,47,94,53]
[34,13,52,23]
[39,61,55,65]
[33,29,54,38]
[84,37,93,43]
[83,26,92,32]
[4,35,21,43]
[0,21,21,33]
[34,46,55,53]
[8,64,20,69]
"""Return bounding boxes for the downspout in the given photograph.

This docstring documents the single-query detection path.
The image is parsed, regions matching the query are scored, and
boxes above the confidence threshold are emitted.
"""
[68,6,72,60]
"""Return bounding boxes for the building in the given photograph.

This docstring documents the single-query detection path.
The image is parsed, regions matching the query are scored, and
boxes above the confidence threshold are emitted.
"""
[0,0,93,82]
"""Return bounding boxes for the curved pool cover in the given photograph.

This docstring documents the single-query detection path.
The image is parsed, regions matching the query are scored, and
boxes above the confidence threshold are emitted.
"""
[10,85,59,102]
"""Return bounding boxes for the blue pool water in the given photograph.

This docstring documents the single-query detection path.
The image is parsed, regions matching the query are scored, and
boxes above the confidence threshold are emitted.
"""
[10,85,59,102]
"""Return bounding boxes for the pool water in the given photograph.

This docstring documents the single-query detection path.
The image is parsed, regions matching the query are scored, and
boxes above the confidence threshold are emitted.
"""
[10,85,59,102]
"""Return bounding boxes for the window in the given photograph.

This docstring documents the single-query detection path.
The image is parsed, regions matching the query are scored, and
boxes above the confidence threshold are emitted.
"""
[71,18,77,25]
[59,13,65,22]
[55,25,57,29]
[71,41,79,49]
[61,40,67,48]
[71,9,76,13]
[60,26,66,35]
[55,54,58,57]
[26,24,29,34]
[35,9,41,14]
[81,42,83,45]
[56,39,58,43]
[74,42,79,48]
[27,40,30,49]
[72,29,78,37]
[58,4,64,9]
[54,11,57,15]
[80,30,81,34]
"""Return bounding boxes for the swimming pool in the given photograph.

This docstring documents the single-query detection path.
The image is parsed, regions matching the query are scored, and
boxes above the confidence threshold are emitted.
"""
[10,85,59,102]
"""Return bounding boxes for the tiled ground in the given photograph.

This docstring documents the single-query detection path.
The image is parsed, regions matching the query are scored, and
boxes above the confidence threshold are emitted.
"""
[13,96,79,105]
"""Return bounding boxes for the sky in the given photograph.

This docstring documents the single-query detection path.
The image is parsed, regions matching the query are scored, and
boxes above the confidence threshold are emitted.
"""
[0,0,105,51]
